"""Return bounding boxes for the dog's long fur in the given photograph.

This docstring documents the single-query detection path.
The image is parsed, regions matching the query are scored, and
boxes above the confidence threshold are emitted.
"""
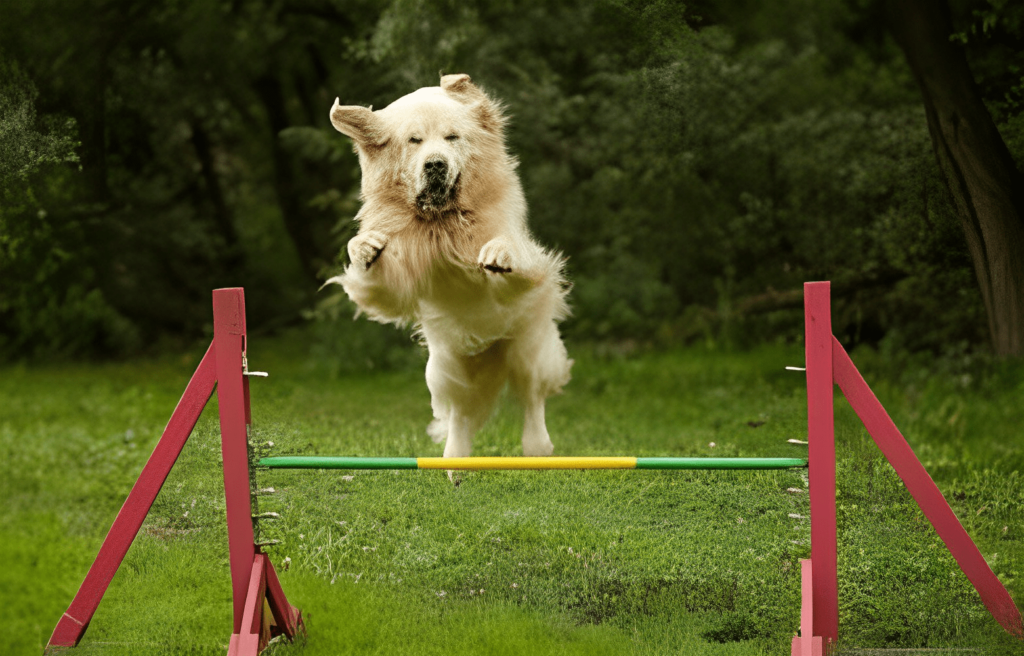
[326,74,572,457]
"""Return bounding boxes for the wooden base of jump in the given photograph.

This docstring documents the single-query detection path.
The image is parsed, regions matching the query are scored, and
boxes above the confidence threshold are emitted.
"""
[46,282,1021,655]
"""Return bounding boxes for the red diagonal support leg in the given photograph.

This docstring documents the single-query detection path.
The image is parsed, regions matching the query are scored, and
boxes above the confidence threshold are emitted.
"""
[213,288,256,635]
[265,557,303,639]
[804,282,838,647]
[47,343,218,649]
[832,338,1024,638]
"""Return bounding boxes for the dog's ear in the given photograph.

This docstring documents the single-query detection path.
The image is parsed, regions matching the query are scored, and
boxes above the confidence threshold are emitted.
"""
[473,98,508,135]
[440,74,507,135]
[330,99,387,147]
[440,73,480,97]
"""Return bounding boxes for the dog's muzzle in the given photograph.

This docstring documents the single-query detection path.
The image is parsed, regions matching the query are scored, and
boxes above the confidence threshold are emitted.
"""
[416,158,458,213]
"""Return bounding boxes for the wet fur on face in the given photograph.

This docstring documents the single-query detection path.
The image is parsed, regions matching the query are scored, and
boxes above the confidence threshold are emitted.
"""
[325,74,572,458]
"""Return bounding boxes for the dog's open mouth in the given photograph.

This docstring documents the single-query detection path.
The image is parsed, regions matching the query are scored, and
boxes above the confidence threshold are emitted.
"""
[416,172,460,216]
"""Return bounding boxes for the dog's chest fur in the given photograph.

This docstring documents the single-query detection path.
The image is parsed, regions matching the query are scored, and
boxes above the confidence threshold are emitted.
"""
[374,217,532,355]
[416,258,536,355]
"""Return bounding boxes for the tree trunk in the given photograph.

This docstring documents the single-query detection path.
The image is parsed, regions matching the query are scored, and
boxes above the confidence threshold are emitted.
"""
[78,47,111,203]
[887,0,1024,357]
[255,74,327,283]
[190,122,243,271]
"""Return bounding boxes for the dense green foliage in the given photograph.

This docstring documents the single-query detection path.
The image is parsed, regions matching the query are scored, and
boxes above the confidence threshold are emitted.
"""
[1,0,1023,359]
[2,338,1022,653]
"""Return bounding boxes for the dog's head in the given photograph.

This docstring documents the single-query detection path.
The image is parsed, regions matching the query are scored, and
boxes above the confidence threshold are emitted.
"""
[330,74,508,219]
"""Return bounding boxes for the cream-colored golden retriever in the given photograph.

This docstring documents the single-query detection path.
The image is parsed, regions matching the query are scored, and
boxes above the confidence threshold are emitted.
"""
[326,74,571,458]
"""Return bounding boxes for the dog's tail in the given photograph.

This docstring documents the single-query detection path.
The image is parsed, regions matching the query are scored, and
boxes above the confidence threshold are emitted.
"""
[427,416,448,444]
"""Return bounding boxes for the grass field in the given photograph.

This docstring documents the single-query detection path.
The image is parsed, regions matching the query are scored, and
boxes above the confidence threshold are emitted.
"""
[2,332,1022,655]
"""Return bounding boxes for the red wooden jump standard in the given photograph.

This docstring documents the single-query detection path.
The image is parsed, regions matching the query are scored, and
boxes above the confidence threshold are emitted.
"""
[46,288,302,655]
[793,282,1023,655]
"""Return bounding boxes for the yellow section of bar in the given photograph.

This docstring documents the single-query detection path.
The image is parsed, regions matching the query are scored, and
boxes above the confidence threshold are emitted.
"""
[416,457,638,470]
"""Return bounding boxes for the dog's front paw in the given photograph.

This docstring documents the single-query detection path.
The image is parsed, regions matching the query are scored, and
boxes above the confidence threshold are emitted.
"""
[478,238,514,274]
[348,231,388,270]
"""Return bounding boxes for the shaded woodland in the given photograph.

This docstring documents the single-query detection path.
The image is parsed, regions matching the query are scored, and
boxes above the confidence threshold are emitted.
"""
[2,0,1023,360]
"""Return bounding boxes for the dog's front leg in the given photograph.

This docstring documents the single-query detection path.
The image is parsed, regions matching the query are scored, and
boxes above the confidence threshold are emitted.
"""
[348,230,388,270]
[477,237,515,274]
[332,231,418,322]
[477,238,546,299]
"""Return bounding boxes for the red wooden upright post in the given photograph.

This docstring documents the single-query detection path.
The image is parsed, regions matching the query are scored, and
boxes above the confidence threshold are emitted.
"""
[213,288,257,634]
[804,281,838,647]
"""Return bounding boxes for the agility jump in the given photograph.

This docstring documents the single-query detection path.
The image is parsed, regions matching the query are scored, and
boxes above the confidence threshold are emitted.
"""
[259,456,808,470]
[46,282,1023,655]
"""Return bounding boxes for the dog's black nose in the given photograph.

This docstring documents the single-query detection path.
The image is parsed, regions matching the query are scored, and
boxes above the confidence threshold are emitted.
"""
[424,158,447,175]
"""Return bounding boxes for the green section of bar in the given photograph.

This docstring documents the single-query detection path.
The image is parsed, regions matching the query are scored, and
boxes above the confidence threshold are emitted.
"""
[260,456,419,469]
[635,457,807,470]
[260,456,808,470]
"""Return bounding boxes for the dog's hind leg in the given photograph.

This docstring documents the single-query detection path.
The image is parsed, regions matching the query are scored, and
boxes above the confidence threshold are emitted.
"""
[425,343,508,458]
[519,393,554,457]
[425,351,453,448]
[509,321,572,457]
[426,354,451,446]
[443,413,483,459]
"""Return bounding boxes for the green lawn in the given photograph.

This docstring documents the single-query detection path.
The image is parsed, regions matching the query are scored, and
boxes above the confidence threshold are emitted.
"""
[2,334,1022,655]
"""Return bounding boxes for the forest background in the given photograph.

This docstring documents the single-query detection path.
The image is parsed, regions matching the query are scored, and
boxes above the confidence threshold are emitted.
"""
[2,0,1024,365]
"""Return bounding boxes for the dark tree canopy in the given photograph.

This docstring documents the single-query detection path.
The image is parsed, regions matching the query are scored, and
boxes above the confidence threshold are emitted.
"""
[1,0,1022,360]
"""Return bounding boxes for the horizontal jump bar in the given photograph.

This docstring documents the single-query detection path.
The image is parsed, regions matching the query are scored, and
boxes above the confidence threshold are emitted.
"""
[258,456,808,471]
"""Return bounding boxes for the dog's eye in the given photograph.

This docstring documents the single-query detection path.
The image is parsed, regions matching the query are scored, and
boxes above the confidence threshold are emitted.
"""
[445,134,460,141]
[409,137,422,144]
